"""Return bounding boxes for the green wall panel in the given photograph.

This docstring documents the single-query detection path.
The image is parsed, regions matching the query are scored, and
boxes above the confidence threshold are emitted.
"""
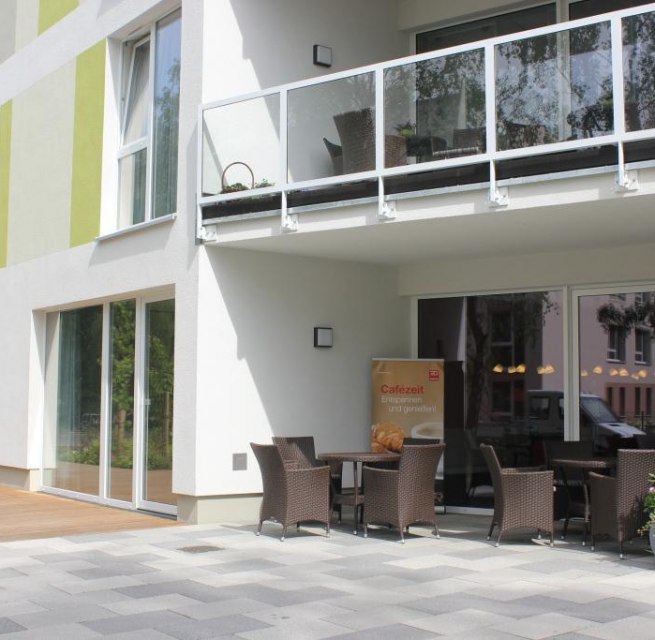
[70,41,105,247]
[38,0,79,34]
[0,101,11,269]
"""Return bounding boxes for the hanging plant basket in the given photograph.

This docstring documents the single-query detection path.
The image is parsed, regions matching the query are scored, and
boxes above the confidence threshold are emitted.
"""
[220,161,255,193]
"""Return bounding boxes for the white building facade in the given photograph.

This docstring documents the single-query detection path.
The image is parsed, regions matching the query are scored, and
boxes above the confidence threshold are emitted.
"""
[1,0,655,522]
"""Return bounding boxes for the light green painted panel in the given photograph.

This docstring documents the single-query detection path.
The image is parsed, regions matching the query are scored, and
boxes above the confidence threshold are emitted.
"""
[38,0,78,34]
[0,102,11,269]
[70,41,105,247]
[8,63,75,265]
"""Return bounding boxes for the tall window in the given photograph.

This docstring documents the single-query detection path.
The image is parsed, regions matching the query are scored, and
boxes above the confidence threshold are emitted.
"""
[607,326,626,361]
[635,328,651,364]
[118,10,181,228]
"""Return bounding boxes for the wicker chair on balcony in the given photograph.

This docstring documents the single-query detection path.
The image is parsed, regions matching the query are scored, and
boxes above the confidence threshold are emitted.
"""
[362,443,445,543]
[589,448,655,558]
[480,443,554,547]
[272,436,344,519]
[333,108,407,173]
[250,442,331,541]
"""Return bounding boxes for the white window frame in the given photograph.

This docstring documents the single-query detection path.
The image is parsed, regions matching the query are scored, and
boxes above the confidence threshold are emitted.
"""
[117,9,180,229]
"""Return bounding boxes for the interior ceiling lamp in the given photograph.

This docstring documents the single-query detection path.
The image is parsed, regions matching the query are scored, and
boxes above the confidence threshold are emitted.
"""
[581,369,589,377]
[507,366,517,374]
[619,368,629,377]
[639,369,649,378]
[515,363,526,374]
[537,364,555,375]
[593,365,603,374]
[632,373,640,380]
[609,368,619,376]
[492,364,504,373]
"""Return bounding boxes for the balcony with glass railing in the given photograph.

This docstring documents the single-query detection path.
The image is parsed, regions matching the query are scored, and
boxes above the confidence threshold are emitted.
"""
[198,5,655,234]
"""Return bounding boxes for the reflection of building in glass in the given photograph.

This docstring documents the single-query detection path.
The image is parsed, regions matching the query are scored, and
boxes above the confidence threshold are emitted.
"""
[579,292,655,428]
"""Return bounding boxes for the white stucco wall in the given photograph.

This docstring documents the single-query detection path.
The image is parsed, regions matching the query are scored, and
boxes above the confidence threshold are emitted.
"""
[202,0,407,102]
[183,247,410,496]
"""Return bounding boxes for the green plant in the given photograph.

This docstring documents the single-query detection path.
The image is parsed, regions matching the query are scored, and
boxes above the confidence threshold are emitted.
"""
[394,121,416,137]
[221,178,273,194]
[639,472,655,535]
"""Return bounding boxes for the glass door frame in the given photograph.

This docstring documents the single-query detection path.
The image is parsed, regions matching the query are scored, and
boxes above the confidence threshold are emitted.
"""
[41,292,176,517]
[135,293,176,516]
[571,281,655,440]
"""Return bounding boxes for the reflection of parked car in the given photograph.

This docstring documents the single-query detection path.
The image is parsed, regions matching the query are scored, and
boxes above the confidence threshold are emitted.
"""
[526,390,643,453]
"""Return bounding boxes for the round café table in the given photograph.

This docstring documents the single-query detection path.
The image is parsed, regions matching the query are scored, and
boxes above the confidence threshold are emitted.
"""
[317,451,401,534]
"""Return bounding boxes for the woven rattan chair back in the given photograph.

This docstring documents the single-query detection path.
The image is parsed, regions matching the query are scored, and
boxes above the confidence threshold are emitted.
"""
[272,436,318,468]
[398,444,444,497]
[363,443,445,542]
[334,108,375,173]
[480,443,505,514]
[333,108,407,173]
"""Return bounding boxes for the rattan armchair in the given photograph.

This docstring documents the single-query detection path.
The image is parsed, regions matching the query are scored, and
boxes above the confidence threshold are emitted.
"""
[480,443,554,547]
[272,435,344,519]
[589,448,655,558]
[250,442,331,541]
[363,443,445,543]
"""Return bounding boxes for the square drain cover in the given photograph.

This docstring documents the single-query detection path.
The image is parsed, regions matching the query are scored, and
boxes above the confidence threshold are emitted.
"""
[178,545,223,553]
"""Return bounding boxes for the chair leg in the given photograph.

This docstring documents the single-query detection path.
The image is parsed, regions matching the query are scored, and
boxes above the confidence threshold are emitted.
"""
[561,515,570,540]
[433,520,440,539]
[281,525,287,542]
[363,523,368,538]
[325,522,330,538]
[487,520,496,540]
[400,528,405,544]
[256,522,262,536]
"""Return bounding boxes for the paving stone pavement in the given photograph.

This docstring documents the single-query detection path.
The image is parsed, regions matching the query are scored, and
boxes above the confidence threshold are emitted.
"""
[0,513,654,639]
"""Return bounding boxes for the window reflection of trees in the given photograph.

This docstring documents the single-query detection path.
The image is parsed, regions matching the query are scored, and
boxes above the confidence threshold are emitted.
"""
[495,23,612,148]
[623,11,655,131]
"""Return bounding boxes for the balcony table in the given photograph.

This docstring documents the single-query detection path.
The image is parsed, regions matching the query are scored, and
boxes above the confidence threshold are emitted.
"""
[317,451,400,534]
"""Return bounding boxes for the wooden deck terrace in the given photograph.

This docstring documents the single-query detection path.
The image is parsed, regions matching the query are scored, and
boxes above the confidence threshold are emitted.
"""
[0,486,180,542]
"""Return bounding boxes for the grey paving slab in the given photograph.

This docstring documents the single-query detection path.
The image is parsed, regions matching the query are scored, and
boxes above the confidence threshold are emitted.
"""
[0,618,27,635]
[0,514,652,639]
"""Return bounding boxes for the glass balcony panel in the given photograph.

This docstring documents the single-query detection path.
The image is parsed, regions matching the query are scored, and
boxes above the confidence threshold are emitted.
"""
[623,11,655,132]
[288,72,375,181]
[496,22,613,150]
[384,50,486,167]
[202,94,280,197]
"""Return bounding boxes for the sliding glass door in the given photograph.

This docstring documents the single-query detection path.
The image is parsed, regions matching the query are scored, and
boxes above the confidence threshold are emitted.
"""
[141,299,175,508]
[44,297,175,514]
[43,306,103,495]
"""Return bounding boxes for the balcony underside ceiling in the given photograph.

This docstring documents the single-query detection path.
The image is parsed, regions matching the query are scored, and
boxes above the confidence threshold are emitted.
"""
[204,170,655,267]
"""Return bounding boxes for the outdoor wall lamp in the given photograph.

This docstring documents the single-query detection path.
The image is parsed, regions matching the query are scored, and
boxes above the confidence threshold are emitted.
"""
[314,327,333,348]
[313,45,332,67]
